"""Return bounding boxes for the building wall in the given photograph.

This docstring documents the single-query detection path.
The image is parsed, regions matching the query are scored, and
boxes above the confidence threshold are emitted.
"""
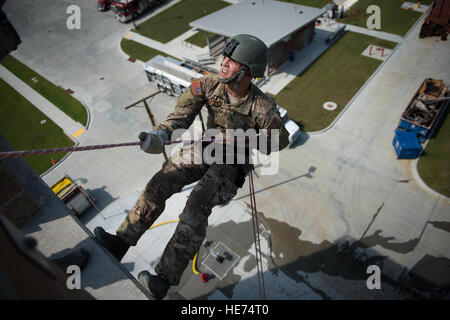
[267,21,316,74]
[0,162,39,227]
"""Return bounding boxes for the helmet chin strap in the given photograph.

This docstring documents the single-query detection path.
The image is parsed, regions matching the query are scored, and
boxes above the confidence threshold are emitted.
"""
[219,65,248,90]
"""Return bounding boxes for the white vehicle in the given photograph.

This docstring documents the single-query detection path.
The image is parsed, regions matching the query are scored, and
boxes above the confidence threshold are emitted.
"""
[277,105,301,146]
[144,55,211,96]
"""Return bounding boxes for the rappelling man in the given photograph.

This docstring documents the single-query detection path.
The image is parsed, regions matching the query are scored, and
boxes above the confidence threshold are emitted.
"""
[94,34,290,299]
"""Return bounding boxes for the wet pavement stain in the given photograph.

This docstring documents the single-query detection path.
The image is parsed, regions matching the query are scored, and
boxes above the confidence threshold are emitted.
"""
[193,206,450,299]
[243,203,396,296]
[429,221,450,233]
[258,213,375,281]
[408,254,450,292]
[243,254,257,272]
[257,211,450,298]
[357,230,419,254]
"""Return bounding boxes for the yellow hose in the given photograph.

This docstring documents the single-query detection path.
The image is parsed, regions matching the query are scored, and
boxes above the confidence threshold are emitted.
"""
[147,219,200,275]
[149,219,179,229]
[192,252,199,275]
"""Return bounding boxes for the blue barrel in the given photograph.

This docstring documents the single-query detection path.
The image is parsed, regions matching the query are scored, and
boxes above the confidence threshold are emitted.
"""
[289,51,295,61]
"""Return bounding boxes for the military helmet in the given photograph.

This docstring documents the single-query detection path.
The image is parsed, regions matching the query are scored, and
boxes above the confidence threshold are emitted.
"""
[222,34,268,78]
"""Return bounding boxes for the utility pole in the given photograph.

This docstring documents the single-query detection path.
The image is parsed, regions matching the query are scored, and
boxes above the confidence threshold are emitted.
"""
[124,91,168,161]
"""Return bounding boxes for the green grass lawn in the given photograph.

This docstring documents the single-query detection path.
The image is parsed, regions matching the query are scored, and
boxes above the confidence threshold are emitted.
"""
[338,0,430,36]
[184,31,219,48]
[277,0,330,9]
[135,0,230,43]
[120,38,176,61]
[270,32,397,132]
[417,107,450,197]
[0,79,75,175]
[0,55,87,126]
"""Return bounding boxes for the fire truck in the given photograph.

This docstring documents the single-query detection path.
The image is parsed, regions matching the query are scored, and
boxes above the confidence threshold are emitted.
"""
[111,0,164,23]
[97,0,113,11]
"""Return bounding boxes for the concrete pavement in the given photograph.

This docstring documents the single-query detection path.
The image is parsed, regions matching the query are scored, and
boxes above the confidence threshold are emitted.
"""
[243,7,450,295]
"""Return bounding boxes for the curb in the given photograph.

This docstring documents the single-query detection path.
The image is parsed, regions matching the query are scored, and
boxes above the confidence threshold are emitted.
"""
[307,8,430,137]
[411,154,450,204]
[40,91,91,178]
[402,8,449,202]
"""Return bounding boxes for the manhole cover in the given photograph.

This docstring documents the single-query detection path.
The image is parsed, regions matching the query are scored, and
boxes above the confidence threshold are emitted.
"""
[323,101,337,111]
[201,242,240,280]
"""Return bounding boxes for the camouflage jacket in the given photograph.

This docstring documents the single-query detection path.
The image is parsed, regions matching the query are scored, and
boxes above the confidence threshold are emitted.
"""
[156,74,290,154]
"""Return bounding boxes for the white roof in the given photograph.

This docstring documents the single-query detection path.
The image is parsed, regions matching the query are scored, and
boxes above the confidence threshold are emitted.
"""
[189,0,325,48]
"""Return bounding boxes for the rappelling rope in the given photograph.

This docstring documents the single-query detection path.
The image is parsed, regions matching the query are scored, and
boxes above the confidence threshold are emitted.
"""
[0,141,142,160]
[248,170,266,300]
[0,138,228,160]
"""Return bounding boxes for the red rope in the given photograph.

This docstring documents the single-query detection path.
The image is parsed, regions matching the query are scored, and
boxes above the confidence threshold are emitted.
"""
[0,141,142,160]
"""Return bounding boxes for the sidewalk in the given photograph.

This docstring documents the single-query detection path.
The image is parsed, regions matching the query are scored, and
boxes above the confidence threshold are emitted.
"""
[0,65,85,142]
[345,24,404,43]
[125,28,210,61]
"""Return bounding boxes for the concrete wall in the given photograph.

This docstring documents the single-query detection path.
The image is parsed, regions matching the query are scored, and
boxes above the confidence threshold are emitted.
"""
[0,135,151,299]
[0,162,39,227]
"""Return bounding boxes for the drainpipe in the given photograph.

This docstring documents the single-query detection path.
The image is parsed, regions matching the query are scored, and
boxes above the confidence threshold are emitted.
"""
[206,31,211,57]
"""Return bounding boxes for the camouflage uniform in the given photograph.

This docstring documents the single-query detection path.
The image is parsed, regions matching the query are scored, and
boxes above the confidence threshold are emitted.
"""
[117,74,289,286]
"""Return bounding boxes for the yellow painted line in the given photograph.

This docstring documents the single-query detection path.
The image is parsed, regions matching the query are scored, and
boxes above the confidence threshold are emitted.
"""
[72,128,85,138]
[124,33,132,38]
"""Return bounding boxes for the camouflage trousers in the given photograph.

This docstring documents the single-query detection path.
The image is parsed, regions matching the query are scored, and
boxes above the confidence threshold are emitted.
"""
[116,144,246,286]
